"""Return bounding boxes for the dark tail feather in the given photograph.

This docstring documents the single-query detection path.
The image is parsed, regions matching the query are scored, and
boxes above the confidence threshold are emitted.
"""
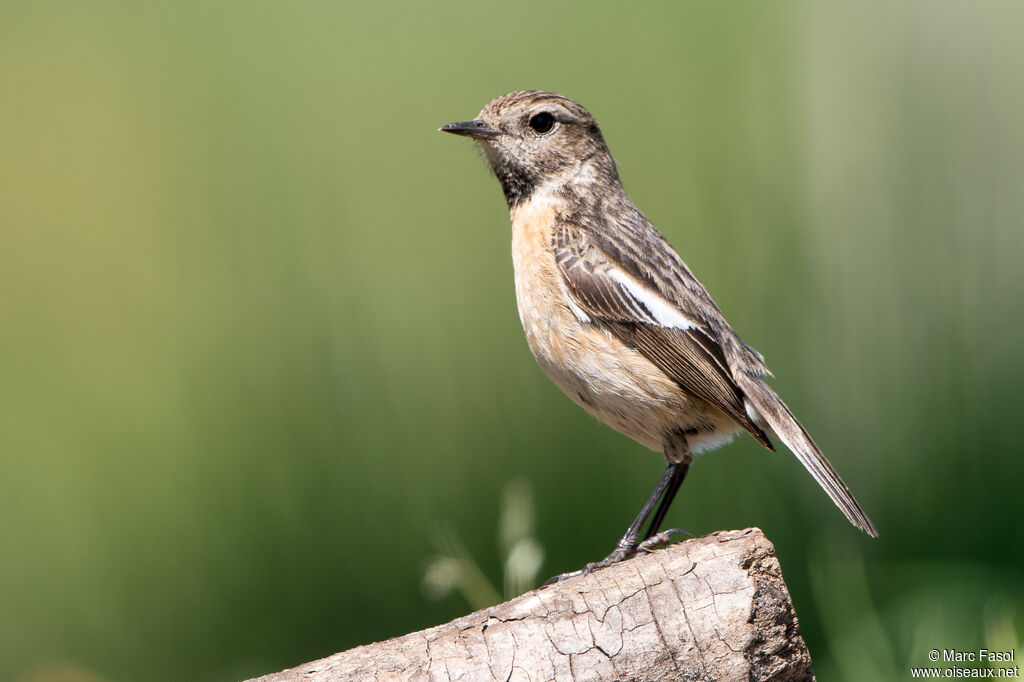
[736,373,878,537]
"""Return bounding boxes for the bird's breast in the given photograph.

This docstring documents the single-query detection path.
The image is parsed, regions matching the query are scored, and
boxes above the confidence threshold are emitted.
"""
[509,195,590,372]
[510,194,569,346]
[508,194,710,452]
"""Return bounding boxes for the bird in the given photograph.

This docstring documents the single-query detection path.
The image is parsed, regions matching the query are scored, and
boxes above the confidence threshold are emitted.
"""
[440,90,877,579]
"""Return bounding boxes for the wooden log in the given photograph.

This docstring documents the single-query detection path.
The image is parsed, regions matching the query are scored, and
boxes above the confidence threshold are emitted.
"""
[248,528,814,681]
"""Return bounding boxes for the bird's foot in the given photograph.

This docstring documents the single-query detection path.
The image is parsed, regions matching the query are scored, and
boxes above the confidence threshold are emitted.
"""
[636,527,690,554]
[542,542,637,585]
[543,529,691,585]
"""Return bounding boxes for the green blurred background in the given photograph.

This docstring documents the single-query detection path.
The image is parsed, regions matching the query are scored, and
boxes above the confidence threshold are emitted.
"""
[2,1,1022,680]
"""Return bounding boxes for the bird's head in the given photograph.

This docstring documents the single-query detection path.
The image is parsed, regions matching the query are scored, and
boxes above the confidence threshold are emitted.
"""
[441,90,616,207]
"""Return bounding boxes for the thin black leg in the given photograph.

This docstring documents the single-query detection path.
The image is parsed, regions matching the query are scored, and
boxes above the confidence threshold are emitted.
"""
[544,462,681,584]
[642,457,690,541]
[606,461,680,556]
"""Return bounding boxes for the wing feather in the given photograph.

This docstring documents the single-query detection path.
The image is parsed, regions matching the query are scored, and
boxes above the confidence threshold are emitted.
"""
[551,213,875,535]
[553,223,772,448]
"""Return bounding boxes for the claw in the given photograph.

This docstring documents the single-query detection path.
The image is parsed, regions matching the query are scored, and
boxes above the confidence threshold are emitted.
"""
[637,528,690,554]
[543,542,641,584]
[544,460,694,585]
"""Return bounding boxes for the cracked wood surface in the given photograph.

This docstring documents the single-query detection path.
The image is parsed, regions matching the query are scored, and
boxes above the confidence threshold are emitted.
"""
[248,528,814,682]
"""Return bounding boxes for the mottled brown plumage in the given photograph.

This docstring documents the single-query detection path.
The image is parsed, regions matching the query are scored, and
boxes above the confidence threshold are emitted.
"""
[441,90,876,578]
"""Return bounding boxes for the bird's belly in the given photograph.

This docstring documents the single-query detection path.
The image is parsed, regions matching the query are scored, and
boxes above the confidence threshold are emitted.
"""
[508,196,740,457]
[513,267,738,456]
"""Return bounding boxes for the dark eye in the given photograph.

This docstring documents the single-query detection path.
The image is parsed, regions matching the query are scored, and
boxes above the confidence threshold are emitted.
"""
[528,112,555,134]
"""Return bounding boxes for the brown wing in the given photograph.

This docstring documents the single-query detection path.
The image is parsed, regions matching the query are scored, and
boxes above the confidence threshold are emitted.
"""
[571,197,773,378]
[553,223,773,449]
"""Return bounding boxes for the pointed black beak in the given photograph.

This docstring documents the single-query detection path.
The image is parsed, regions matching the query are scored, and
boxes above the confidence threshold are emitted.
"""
[439,120,500,140]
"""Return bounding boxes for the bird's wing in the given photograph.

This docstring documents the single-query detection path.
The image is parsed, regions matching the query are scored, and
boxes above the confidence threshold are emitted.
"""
[555,219,877,537]
[553,222,772,448]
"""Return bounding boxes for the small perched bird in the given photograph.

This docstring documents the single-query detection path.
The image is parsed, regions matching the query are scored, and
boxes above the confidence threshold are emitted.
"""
[441,91,876,579]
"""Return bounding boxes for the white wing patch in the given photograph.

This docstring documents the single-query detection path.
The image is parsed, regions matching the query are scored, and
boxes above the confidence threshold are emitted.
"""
[608,267,695,330]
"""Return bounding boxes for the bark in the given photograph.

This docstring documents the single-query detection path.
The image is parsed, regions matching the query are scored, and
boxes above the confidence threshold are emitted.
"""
[248,528,814,681]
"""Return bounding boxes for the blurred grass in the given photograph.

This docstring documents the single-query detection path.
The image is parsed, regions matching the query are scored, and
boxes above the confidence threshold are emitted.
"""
[1,1,1022,680]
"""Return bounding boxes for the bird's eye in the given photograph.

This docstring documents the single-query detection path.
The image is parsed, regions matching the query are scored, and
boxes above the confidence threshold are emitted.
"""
[528,112,556,134]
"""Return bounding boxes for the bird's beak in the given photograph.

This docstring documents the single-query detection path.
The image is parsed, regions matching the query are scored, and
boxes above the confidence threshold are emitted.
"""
[439,120,500,140]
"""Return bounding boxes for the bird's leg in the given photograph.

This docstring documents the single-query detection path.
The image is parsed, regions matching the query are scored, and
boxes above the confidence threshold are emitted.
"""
[642,454,692,542]
[634,456,692,553]
[544,461,681,584]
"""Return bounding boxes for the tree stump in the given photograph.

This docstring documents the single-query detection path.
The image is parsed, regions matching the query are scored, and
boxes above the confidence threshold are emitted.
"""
[247,528,814,681]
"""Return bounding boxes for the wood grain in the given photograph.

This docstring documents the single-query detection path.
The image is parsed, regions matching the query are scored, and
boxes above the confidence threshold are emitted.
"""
[247,528,814,682]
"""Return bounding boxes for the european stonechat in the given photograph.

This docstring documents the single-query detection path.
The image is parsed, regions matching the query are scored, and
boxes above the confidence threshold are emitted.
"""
[441,91,876,579]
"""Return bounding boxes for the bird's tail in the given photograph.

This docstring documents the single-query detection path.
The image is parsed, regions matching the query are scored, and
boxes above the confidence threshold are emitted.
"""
[735,372,878,537]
